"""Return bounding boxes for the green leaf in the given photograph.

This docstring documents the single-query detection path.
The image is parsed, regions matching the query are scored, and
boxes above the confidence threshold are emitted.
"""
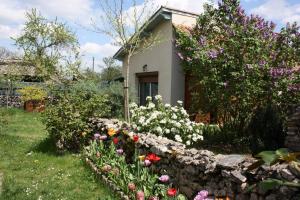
[275,148,289,158]
[258,179,283,192]
[177,194,187,200]
[256,151,278,165]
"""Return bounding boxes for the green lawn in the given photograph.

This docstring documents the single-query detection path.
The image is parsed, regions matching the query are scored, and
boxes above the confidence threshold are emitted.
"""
[0,108,117,200]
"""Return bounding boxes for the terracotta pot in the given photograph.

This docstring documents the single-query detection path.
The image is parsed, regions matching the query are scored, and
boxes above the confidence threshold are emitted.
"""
[24,100,45,112]
[24,101,34,112]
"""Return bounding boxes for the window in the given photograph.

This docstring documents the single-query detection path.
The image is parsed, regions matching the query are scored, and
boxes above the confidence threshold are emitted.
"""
[137,72,158,106]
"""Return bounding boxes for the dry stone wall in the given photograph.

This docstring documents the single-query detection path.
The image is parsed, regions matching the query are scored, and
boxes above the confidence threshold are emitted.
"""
[0,95,21,108]
[285,106,300,151]
[91,118,300,200]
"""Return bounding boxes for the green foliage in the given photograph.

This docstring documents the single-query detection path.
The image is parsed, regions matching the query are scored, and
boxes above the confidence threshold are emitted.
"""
[85,136,186,199]
[255,148,300,166]
[17,85,47,102]
[42,82,112,151]
[100,57,122,83]
[68,80,127,119]
[247,104,285,153]
[176,0,300,141]
[247,148,300,193]
[13,9,80,82]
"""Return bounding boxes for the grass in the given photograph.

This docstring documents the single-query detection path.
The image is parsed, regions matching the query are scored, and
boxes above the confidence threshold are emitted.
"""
[0,108,117,200]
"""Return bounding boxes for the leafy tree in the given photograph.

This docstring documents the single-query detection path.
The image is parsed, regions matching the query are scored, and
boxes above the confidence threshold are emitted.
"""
[99,57,122,83]
[13,9,80,83]
[176,0,300,131]
[82,68,102,83]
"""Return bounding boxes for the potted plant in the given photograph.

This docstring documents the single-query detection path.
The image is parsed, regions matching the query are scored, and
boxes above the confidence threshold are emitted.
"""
[18,86,47,112]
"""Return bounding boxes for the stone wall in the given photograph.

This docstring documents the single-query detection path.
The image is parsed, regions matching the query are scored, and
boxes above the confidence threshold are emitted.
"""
[0,95,22,108]
[91,118,300,200]
[285,106,300,151]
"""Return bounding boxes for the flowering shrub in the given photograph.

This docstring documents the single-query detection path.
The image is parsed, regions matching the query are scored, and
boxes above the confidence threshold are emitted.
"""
[18,86,47,102]
[175,0,300,133]
[130,95,208,146]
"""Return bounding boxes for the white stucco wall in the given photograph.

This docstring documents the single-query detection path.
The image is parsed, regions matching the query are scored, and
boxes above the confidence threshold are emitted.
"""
[121,10,197,105]
[122,19,173,104]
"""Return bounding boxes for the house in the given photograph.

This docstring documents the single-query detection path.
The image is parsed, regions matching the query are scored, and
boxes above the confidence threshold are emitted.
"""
[0,58,42,96]
[114,7,197,106]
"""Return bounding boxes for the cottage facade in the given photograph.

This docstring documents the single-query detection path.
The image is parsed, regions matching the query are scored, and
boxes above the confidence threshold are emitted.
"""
[114,7,197,106]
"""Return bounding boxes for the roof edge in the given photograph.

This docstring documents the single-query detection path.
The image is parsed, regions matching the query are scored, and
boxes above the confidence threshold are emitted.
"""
[113,6,199,60]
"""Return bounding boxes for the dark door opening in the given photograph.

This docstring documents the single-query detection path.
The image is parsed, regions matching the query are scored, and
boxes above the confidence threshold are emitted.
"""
[137,72,158,106]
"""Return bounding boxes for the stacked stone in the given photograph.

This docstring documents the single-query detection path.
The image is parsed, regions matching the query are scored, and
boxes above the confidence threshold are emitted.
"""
[285,106,300,151]
[0,95,21,107]
[88,118,300,200]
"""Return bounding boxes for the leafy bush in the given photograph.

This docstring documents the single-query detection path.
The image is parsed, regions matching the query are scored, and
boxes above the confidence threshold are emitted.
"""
[43,83,111,151]
[18,86,47,102]
[247,105,286,154]
[98,82,127,119]
[68,80,135,119]
[175,0,300,145]
[130,95,218,147]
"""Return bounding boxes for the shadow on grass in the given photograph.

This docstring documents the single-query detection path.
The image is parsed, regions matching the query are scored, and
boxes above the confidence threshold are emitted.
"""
[30,137,61,156]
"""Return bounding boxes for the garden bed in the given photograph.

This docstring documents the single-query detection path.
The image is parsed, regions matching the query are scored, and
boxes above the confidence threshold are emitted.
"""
[85,157,130,200]
[85,118,300,200]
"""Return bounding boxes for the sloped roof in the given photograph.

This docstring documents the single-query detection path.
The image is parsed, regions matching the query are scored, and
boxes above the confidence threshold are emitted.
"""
[0,59,36,77]
[113,6,198,60]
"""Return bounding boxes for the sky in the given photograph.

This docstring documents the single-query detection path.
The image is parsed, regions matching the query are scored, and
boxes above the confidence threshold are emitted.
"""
[1,0,300,71]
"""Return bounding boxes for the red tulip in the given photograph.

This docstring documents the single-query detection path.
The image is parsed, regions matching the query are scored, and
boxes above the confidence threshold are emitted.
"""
[145,153,161,163]
[113,137,119,144]
[133,135,139,142]
[167,188,177,197]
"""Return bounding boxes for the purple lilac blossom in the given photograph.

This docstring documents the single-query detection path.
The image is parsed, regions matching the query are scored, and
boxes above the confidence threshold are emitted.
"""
[269,68,294,79]
[207,50,218,59]
[288,84,300,91]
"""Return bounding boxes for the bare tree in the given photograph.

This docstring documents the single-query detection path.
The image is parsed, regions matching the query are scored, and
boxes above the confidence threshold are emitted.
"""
[0,47,17,60]
[93,0,161,122]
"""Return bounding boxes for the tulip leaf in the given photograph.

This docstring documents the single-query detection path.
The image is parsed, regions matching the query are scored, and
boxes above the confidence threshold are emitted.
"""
[258,179,283,192]
[256,151,278,165]
[275,148,289,158]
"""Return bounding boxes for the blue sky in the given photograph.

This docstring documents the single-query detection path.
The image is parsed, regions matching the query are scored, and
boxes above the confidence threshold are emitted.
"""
[1,0,300,71]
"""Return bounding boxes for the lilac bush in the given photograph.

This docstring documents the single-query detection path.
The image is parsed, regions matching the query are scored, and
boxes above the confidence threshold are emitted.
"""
[175,0,300,129]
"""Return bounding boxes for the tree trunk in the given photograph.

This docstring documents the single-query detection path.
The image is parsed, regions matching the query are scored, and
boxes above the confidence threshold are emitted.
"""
[124,55,131,123]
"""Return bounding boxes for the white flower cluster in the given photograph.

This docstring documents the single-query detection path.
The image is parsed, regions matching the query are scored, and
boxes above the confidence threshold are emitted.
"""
[129,95,205,146]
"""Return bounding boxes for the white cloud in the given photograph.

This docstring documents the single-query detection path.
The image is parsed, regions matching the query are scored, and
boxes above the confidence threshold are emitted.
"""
[0,25,23,39]
[252,0,300,24]
[81,42,118,57]
[0,1,25,25]
[154,0,214,14]
[80,42,119,71]
[0,0,95,25]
